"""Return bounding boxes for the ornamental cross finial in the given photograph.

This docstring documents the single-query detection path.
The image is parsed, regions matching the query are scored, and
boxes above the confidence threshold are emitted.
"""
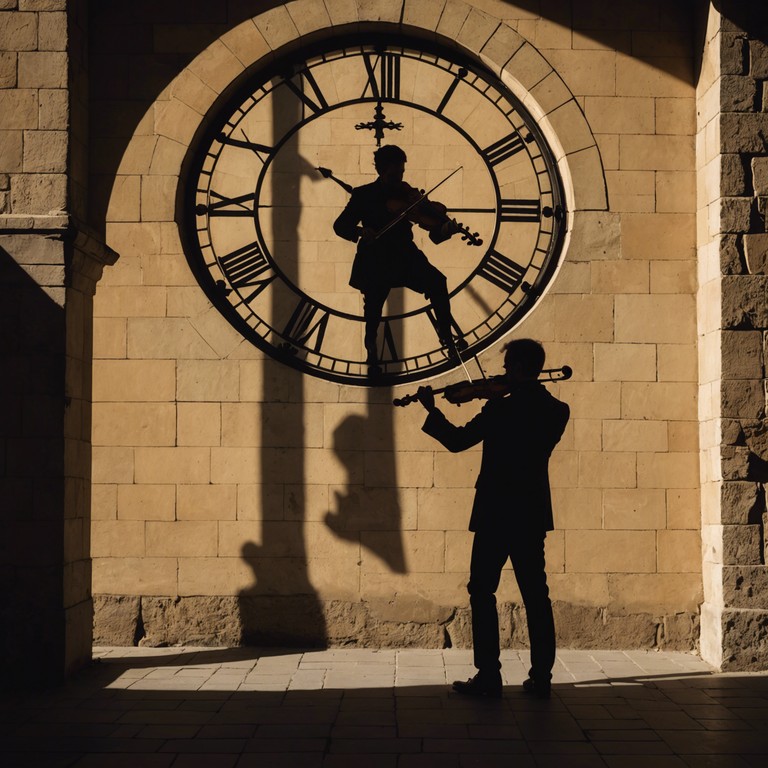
[354,102,403,146]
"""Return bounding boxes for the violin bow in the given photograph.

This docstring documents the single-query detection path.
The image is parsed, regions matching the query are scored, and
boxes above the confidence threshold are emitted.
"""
[373,166,463,240]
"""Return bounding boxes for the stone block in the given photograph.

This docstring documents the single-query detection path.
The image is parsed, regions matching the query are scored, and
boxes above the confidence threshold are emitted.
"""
[177,483,236,521]
[721,113,768,153]
[139,595,242,646]
[721,445,752,481]
[650,261,696,294]
[433,450,480,488]
[91,520,145,557]
[722,524,764,566]
[253,4,300,51]
[543,99,596,156]
[551,487,602,529]
[417,488,474,531]
[238,483,285,521]
[134,447,210,484]
[604,169,654,213]
[546,49,615,96]
[0,11,37,51]
[658,529,702,572]
[720,607,768,670]
[622,382,698,421]
[18,51,67,88]
[591,259,649,293]
[603,420,668,452]
[140,175,177,222]
[92,557,178,596]
[435,0,471,42]
[526,72,573,115]
[615,294,695,344]
[117,484,175,521]
[744,233,768,275]
[94,286,166,318]
[176,359,239,401]
[751,157,768,197]
[667,488,700,530]
[567,211,620,262]
[92,402,176,447]
[92,595,140,646]
[585,96,655,134]
[566,530,656,573]
[720,196,752,234]
[719,154,747,197]
[603,488,666,530]
[403,0,444,33]
[505,42,554,92]
[593,342,655,382]
[0,130,22,172]
[619,134,694,172]
[566,145,610,210]
[92,360,175,402]
[608,573,702,614]
[219,21,271,67]
[552,294,613,342]
[722,275,768,328]
[721,379,765,419]
[92,446,134,485]
[616,53,692,98]
[93,318,126,359]
[10,172,66,214]
[749,39,768,79]
[656,97,695,135]
[127,318,219,360]
[721,331,763,379]
[457,8,498,54]
[91,484,117,521]
[104,175,140,222]
[578,451,636,488]
[365,450,434,489]
[177,402,221,447]
[720,74,757,111]
[637,452,699,490]
[723,566,768,609]
[719,234,743,275]
[621,213,695,260]
[146,520,217,557]
[657,170,695,214]
[362,530,445,574]
[0,51,15,88]
[720,481,762,525]
[38,10,66,51]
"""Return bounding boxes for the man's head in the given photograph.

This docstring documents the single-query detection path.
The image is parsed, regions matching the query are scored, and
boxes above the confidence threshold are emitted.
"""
[503,338,545,381]
[374,145,407,182]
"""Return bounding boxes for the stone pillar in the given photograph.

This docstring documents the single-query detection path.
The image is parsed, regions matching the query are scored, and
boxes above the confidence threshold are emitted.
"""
[0,0,117,687]
[698,0,768,670]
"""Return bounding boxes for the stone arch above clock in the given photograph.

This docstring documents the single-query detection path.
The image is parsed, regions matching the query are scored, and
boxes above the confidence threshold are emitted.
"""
[112,0,608,367]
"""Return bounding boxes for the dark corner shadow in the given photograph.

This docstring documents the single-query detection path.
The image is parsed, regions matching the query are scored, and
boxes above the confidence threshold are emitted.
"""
[0,243,67,686]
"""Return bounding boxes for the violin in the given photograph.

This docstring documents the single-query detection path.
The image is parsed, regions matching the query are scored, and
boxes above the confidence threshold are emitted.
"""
[392,366,572,407]
[383,181,483,247]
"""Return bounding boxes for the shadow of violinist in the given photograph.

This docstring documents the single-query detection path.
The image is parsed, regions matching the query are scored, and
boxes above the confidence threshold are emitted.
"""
[333,144,477,375]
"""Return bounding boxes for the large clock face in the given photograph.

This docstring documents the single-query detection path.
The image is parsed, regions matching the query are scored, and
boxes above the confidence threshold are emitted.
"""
[181,36,566,385]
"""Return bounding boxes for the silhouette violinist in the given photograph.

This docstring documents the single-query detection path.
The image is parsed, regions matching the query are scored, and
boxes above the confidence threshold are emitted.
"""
[333,145,466,375]
[415,339,570,698]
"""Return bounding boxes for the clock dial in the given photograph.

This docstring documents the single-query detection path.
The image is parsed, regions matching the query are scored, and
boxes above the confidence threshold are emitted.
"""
[182,37,567,385]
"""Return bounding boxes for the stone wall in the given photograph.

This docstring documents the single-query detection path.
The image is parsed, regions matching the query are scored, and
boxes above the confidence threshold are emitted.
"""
[89,0,703,652]
[698,1,768,670]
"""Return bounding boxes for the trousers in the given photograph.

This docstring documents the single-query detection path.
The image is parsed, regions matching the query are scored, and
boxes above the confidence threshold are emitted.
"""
[467,527,555,682]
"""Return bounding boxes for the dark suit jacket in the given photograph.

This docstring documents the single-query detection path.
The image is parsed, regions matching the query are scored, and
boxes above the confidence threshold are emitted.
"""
[422,382,570,533]
[333,179,422,292]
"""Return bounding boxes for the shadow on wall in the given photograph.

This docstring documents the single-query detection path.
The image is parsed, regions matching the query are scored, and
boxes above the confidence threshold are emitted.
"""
[0,241,67,687]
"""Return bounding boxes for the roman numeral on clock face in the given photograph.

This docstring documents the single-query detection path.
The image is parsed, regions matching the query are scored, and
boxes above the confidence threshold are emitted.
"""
[219,241,270,288]
[282,299,330,352]
[197,191,257,217]
[477,250,527,293]
[482,132,526,166]
[500,199,541,222]
[362,51,401,100]
[283,68,329,114]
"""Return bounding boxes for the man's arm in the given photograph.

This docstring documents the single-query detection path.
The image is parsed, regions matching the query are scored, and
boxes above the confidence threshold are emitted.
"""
[417,386,485,453]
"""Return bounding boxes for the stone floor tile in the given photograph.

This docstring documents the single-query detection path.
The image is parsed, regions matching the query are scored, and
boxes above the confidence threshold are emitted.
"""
[173,756,239,768]
[237,754,324,767]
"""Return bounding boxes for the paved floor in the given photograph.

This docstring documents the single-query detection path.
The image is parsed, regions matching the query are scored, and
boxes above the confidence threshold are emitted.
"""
[2,647,768,767]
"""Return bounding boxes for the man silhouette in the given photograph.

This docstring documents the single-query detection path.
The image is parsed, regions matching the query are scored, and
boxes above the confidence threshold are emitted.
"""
[416,339,569,698]
[333,145,461,374]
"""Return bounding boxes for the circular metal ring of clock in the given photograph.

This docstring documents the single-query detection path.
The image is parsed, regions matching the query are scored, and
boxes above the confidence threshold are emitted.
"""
[180,34,567,386]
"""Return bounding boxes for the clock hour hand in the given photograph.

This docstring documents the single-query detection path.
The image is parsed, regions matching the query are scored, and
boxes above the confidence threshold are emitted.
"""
[316,166,354,195]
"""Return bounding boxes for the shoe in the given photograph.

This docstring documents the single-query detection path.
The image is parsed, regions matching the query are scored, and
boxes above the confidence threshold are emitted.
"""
[452,673,502,699]
[522,677,551,698]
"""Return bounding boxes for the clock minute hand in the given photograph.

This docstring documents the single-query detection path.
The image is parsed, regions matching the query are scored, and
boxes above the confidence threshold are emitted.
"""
[373,166,463,241]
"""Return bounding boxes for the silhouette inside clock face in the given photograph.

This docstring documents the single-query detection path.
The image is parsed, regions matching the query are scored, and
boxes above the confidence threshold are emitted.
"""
[182,36,567,385]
